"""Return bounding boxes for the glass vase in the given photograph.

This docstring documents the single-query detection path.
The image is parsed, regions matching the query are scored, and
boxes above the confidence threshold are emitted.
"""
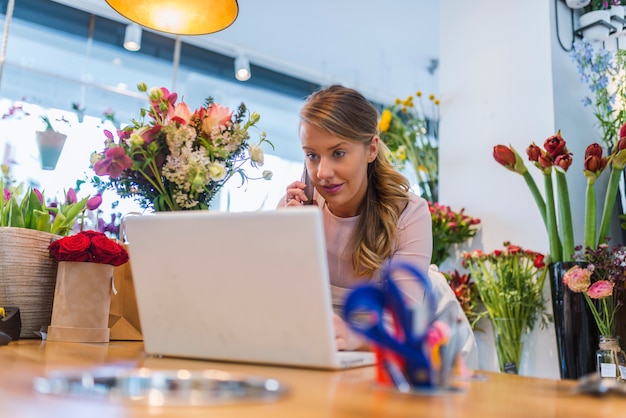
[492,318,524,374]
[596,335,626,380]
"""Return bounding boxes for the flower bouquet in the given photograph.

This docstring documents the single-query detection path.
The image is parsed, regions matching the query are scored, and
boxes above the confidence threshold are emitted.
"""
[562,243,626,378]
[378,91,439,202]
[47,230,128,343]
[91,82,273,212]
[430,201,481,266]
[462,243,551,374]
[442,269,482,329]
[493,129,626,263]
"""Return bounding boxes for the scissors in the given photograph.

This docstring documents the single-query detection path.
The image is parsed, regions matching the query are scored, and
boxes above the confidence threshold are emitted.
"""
[343,261,437,388]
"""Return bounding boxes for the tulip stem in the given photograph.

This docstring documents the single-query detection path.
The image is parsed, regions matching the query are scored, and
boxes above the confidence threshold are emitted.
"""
[522,171,547,231]
[556,171,574,261]
[597,165,623,246]
[544,172,562,263]
[584,178,596,250]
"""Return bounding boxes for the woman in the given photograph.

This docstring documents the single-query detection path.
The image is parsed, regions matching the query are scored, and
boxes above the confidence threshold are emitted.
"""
[279,85,433,351]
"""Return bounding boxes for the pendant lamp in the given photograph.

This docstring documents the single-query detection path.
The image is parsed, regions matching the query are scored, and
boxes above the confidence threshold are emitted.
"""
[105,0,239,36]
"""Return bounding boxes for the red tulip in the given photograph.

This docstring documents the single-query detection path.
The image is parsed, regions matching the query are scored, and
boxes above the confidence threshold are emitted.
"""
[493,145,516,167]
[526,144,541,162]
[544,131,568,157]
[554,153,573,171]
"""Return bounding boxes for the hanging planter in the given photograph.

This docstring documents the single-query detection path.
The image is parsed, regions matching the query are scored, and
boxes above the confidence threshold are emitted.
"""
[35,130,67,170]
[566,0,591,8]
[579,9,613,42]
[611,5,626,37]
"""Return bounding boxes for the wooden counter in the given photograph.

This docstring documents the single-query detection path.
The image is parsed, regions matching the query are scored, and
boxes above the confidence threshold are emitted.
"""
[0,340,624,417]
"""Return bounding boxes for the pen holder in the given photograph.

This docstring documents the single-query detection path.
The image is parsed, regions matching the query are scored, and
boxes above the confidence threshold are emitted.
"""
[0,307,21,341]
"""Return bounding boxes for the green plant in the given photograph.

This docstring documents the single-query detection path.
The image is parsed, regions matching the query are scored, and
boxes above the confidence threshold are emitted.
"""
[462,242,552,372]
[570,39,626,151]
[430,201,480,266]
[1,177,88,236]
[584,0,611,13]
[378,91,439,203]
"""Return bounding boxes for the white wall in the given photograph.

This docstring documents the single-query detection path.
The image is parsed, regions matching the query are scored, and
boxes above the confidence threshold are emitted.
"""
[438,0,591,379]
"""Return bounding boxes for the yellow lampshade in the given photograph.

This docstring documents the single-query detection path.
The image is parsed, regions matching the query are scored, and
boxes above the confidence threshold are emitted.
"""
[105,0,239,36]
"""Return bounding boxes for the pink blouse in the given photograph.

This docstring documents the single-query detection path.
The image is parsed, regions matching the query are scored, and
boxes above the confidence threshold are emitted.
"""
[318,193,433,313]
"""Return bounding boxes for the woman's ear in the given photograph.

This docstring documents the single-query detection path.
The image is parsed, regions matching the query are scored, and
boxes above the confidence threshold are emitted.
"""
[368,135,380,163]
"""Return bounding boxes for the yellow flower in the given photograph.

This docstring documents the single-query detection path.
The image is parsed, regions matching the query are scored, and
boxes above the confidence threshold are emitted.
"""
[429,94,435,101]
[434,99,440,106]
[395,145,407,162]
[416,91,422,97]
[378,109,392,132]
[395,98,401,105]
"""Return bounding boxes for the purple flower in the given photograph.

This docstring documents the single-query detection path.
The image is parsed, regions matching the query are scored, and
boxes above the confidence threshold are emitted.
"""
[3,188,10,201]
[33,188,43,204]
[86,194,103,211]
[66,188,77,204]
[94,146,133,179]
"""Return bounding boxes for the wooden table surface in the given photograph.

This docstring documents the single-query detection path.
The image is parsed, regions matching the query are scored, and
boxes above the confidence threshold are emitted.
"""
[1,340,625,417]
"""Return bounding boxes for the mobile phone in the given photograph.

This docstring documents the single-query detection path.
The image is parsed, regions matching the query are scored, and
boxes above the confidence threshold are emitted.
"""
[301,164,314,205]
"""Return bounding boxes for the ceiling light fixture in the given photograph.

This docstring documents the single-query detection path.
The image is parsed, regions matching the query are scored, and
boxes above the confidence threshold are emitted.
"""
[123,23,142,51]
[234,54,250,81]
[105,0,239,36]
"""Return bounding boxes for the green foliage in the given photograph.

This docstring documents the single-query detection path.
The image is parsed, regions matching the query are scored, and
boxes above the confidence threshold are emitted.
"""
[0,179,88,236]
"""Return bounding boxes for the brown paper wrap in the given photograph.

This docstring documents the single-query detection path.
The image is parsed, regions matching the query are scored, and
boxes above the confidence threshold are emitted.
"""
[47,261,113,343]
[109,246,143,341]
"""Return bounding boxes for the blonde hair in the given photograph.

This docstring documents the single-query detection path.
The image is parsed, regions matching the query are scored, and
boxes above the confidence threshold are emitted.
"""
[300,85,410,277]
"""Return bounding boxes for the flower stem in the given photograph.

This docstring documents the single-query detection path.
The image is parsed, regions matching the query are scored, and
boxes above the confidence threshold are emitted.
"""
[544,172,562,262]
[522,170,547,230]
[584,178,596,250]
[555,171,574,261]
[597,165,622,247]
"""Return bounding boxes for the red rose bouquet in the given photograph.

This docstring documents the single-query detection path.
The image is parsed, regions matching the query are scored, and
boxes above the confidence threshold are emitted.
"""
[48,230,129,266]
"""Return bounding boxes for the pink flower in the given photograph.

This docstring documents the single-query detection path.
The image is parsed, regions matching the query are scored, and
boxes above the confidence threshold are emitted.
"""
[201,103,232,135]
[3,188,10,201]
[169,102,191,124]
[33,188,43,204]
[587,280,614,299]
[66,188,77,204]
[86,194,103,211]
[94,146,133,179]
[563,265,591,293]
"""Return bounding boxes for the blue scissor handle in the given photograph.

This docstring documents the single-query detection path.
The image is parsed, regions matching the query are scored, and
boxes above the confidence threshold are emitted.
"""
[343,261,437,387]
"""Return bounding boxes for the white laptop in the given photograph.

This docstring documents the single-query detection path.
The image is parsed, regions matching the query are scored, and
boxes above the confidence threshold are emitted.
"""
[124,207,376,370]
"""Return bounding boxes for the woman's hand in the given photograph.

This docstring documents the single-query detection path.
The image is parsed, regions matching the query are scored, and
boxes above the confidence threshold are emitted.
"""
[333,313,367,351]
[284,181,310,206]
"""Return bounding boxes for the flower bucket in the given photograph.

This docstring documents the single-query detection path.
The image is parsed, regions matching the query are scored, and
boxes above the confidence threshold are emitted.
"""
[47,261,114,343]
[579,10,612,42]
[0,227,59,339]
[549,261,598,380]
[35,130,67,170]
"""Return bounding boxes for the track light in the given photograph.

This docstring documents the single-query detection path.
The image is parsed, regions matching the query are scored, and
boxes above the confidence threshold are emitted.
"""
[234,54,251,81]
[124,23,142,51]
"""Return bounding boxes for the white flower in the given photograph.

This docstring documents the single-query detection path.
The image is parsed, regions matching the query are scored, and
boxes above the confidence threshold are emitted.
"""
[208,161,227,181]
[249,143,264,166]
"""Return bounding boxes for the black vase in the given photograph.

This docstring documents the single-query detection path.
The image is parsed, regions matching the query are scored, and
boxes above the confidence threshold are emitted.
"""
[550,262,599,380]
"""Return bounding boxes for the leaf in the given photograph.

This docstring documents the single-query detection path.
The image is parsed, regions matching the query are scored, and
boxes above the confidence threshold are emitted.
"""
[7,196,25,228]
